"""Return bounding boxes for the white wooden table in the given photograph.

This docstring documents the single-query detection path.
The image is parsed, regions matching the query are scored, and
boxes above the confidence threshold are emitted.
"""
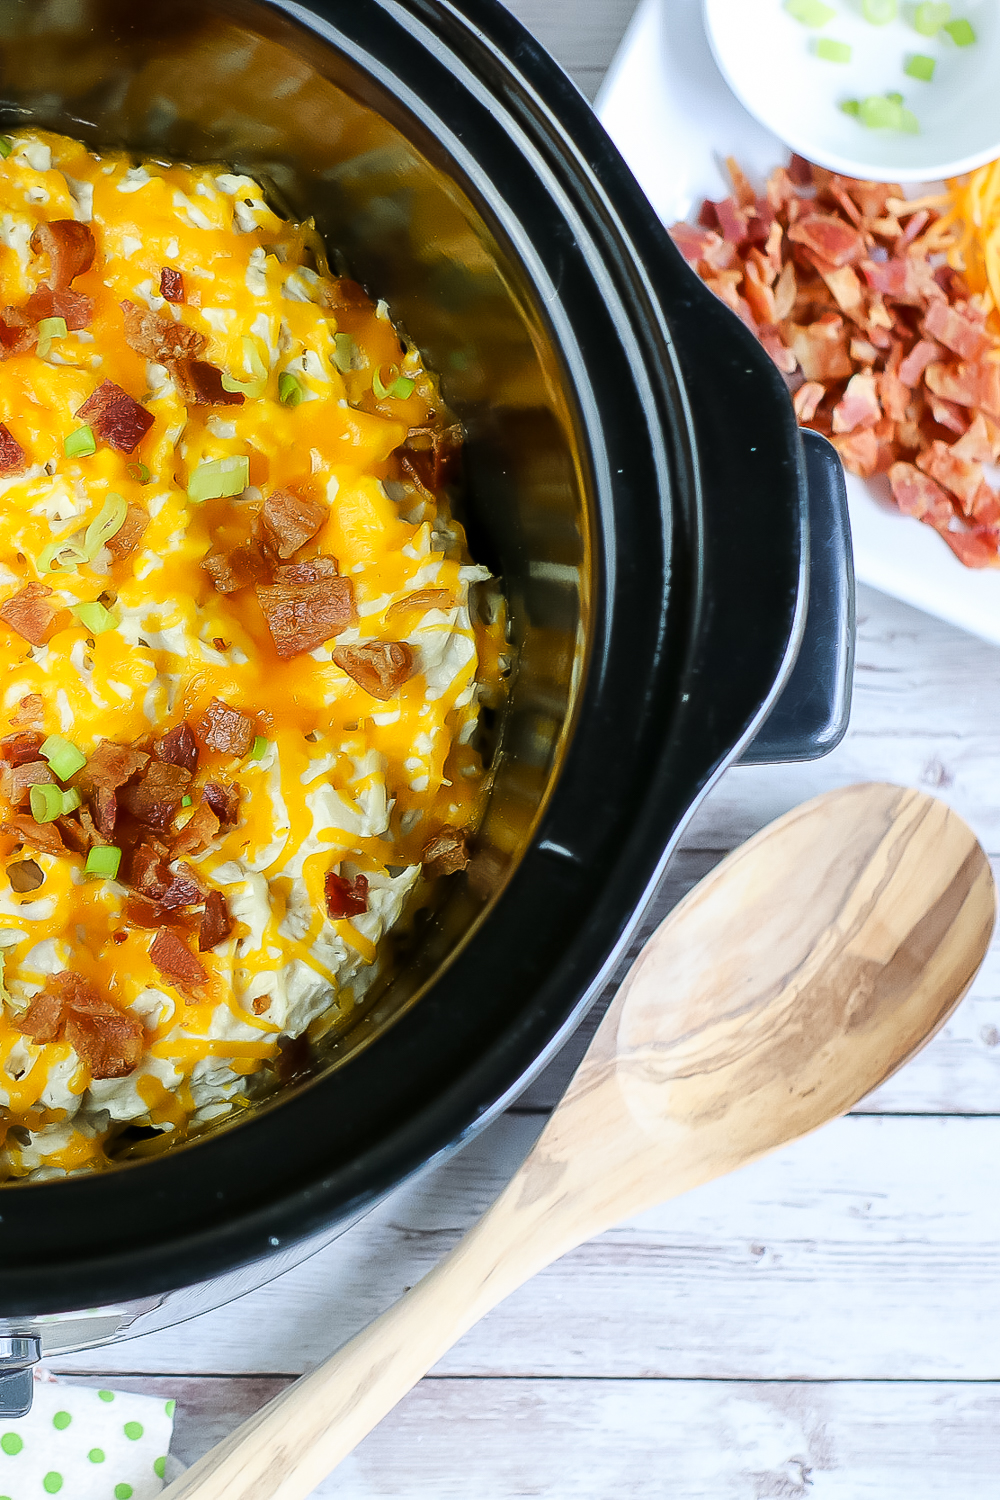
[51,3,1000,1493]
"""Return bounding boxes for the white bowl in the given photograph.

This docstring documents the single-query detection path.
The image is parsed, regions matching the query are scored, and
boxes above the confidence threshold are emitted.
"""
[703,0,1000,182]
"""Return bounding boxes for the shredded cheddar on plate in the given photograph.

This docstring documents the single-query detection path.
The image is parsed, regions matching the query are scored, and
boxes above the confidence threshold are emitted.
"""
[0,129,504,1181]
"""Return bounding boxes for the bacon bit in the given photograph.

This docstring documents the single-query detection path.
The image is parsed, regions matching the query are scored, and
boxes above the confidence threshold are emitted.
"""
[927,396,968,436]
[199,889,233,951]
[259,489,328,559]
[105,503,149,562]
[150,928,207,995]
[90,787,116,837]
[160,267,184,303]
[889,463,955,523]
[121,300,205,365]
[30,221,95,287]
[119,761,192,830]
[1,758,54,809]
[926,359,1000,419]
[952,413,1000,464]
[787,315,853,382]
[832,371,881,434]
[203,780,240,828]
[251,995,269,1015]
[831,428,879,479]
[256,566,355,659]
[0,583,58,646]
[24,284,92,330]
[197,697,256,757]
[860,256,941,308]
[76,740,150,800]
[421,826,470,878]
[386,589,452,619]
[7,858,43,893]
[171,801,220,859]
[171,359,245,407]
[213,637,229,652]
[0,731,43,767]
[154,721,199,774]
[0,306,36,357]
[922,300,992,362]
[0,423,25,477]
[321,277,369,312]
[758,326,797,375]
[130,843,204,908]
[78,806,107,849]
[917,440,985,512]
[202,538,267,595]
[324,870,368,919]
[0,814,64,855]
[877,371,910,426]
[399,424,463,492]
[123,894,198,932]
[896,339,943,388]
[939,528,999,568]
[332,641,415,700]
[670,223,726,265]
[55,815,90,855]
[63,976,145,1079]
[792,381,825,423]
[787,213,864,268]
[76,380,154,454]
[10,694,43,728]
[18,988,65,1043]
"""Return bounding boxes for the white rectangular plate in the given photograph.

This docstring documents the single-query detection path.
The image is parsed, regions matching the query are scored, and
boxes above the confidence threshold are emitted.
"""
[596,0,1000,647]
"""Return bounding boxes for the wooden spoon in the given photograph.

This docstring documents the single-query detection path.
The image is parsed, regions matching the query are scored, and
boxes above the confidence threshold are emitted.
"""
[164,782,995,1500]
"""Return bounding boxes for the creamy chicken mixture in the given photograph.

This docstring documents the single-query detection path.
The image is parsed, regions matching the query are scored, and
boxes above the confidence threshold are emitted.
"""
[0,129,503,1181]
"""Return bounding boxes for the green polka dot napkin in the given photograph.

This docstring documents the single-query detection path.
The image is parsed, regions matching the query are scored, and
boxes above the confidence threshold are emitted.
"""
[0,1378,174,1498]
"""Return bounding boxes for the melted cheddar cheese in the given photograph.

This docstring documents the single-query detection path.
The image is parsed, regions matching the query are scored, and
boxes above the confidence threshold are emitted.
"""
[0,130,504,1181]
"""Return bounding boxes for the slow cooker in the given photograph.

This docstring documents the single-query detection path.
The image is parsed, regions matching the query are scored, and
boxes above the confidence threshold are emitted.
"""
[0,0,854,1413]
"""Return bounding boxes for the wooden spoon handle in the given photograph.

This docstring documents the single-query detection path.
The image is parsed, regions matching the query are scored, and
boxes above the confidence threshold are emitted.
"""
[160,1172,576,1500]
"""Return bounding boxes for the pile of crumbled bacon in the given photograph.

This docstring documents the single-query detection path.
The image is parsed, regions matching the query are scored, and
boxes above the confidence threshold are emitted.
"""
[669,156,1000,569]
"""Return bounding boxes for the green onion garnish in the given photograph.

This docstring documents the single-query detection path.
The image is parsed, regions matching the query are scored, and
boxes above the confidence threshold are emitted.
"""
[886,91,904,104]
[332,332,356,373]
[36,316,67,359]
[784,0,835,24]
[943,16,976,45]
[187,455,249,503]
[248,735,268,761]
[815,38,851,61]
[84,492,128,558]
[221,336,268,398]
[29,784,79,823]
[862,0,897,22]
[278,372,303,407]
[64,424,96,459]
[40,735,87,780]
[73,600,117,634]
[391,374,415,399]
[372,364,396,400]
[128,462,151,484]
[181,794,192,807]
[914,2,950,35]
[905,53,936,80]
[85,845,122,879]
[0,138,12,159]
[840,99,862,116]
[38,538,90,573]
[858,93,919,131]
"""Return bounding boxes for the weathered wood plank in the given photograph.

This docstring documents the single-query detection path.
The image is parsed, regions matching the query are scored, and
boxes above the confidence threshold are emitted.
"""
[58,1374,1000,1499]
[52,1114,1000,1381]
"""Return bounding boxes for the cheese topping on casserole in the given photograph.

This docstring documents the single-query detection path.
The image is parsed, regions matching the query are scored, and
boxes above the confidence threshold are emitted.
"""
[0,129,504,1181]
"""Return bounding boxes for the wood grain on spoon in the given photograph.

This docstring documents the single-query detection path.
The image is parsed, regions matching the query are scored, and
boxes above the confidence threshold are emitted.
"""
[164,782,995,1500]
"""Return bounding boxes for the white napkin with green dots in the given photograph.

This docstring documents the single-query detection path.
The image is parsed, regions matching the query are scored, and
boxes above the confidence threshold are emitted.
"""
[0,1375,174,1499]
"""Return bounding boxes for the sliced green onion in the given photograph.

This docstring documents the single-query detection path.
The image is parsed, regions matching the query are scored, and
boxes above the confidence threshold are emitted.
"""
[278,371,303,406]
[64,424,96,459]
[784,0,835,24]
[84,492,128,558]
[187,455,249,503]
[248,735,268,761]
[38,538,90,573]
[332,332,356,373]
[73,600,117,634]
[899,107,920,133]
[858,93,918,131]
[29,784,79,823]
[391,374,415,399]
[943,16,976,45]
[862,0,897,22]
[85,845,121,879]
[905,53,936,80]
[40,735,86,780]
[36,316,67,358]
[840,98,862,116]
[0,138,12,160]
[886,91,904,104]
[372,363,397,400]
[914,2,950,36]
[181,794,192,808]
[815,38,851,61]
[221,336,267,398]
[128,461,151,484]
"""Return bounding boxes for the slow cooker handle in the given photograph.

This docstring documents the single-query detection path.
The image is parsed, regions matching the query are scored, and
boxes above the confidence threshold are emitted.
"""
[739,428,855,764]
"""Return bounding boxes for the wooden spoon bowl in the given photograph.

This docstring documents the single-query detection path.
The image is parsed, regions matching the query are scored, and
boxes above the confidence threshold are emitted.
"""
[164,782,995,1500]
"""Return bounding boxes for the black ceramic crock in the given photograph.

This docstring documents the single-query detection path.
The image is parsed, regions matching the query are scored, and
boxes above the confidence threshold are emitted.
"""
[0,0,853,1329]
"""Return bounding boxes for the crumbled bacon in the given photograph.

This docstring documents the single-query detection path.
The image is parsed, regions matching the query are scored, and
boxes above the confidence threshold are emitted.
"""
[24,284,92,330]
[0,307,36,357]
[331,641,415,700]
[76,380,154,454]
[160,267,185,303]
[0,424,26,474]
[1,758,54,809]
[324,870,368,919]
[203,780,240,828]
[199,889,233,951]
[0,583,58,646]
[10,694,43,728]
[121,300,206,365]
[668,156,1000,566]
[421,826,470,878]
[130,843,204,908]
[55,814,90,855]
[118,760,191,830]
[256,563,355,658]
[18,988,65,1043]
[399,424,462,492]
[150,927,207,994]
[30,221,95,287]
[76,740,150,800]
[123,894,198,932]
[106,503,149,561]
[171,801,220,858]
[202,538,267,595]
[0,731,43,766]
[197,697,256,757]
[259,488,327,559]
[154,721,199,774]
[171,359,244,407]
[0,814,64,855]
